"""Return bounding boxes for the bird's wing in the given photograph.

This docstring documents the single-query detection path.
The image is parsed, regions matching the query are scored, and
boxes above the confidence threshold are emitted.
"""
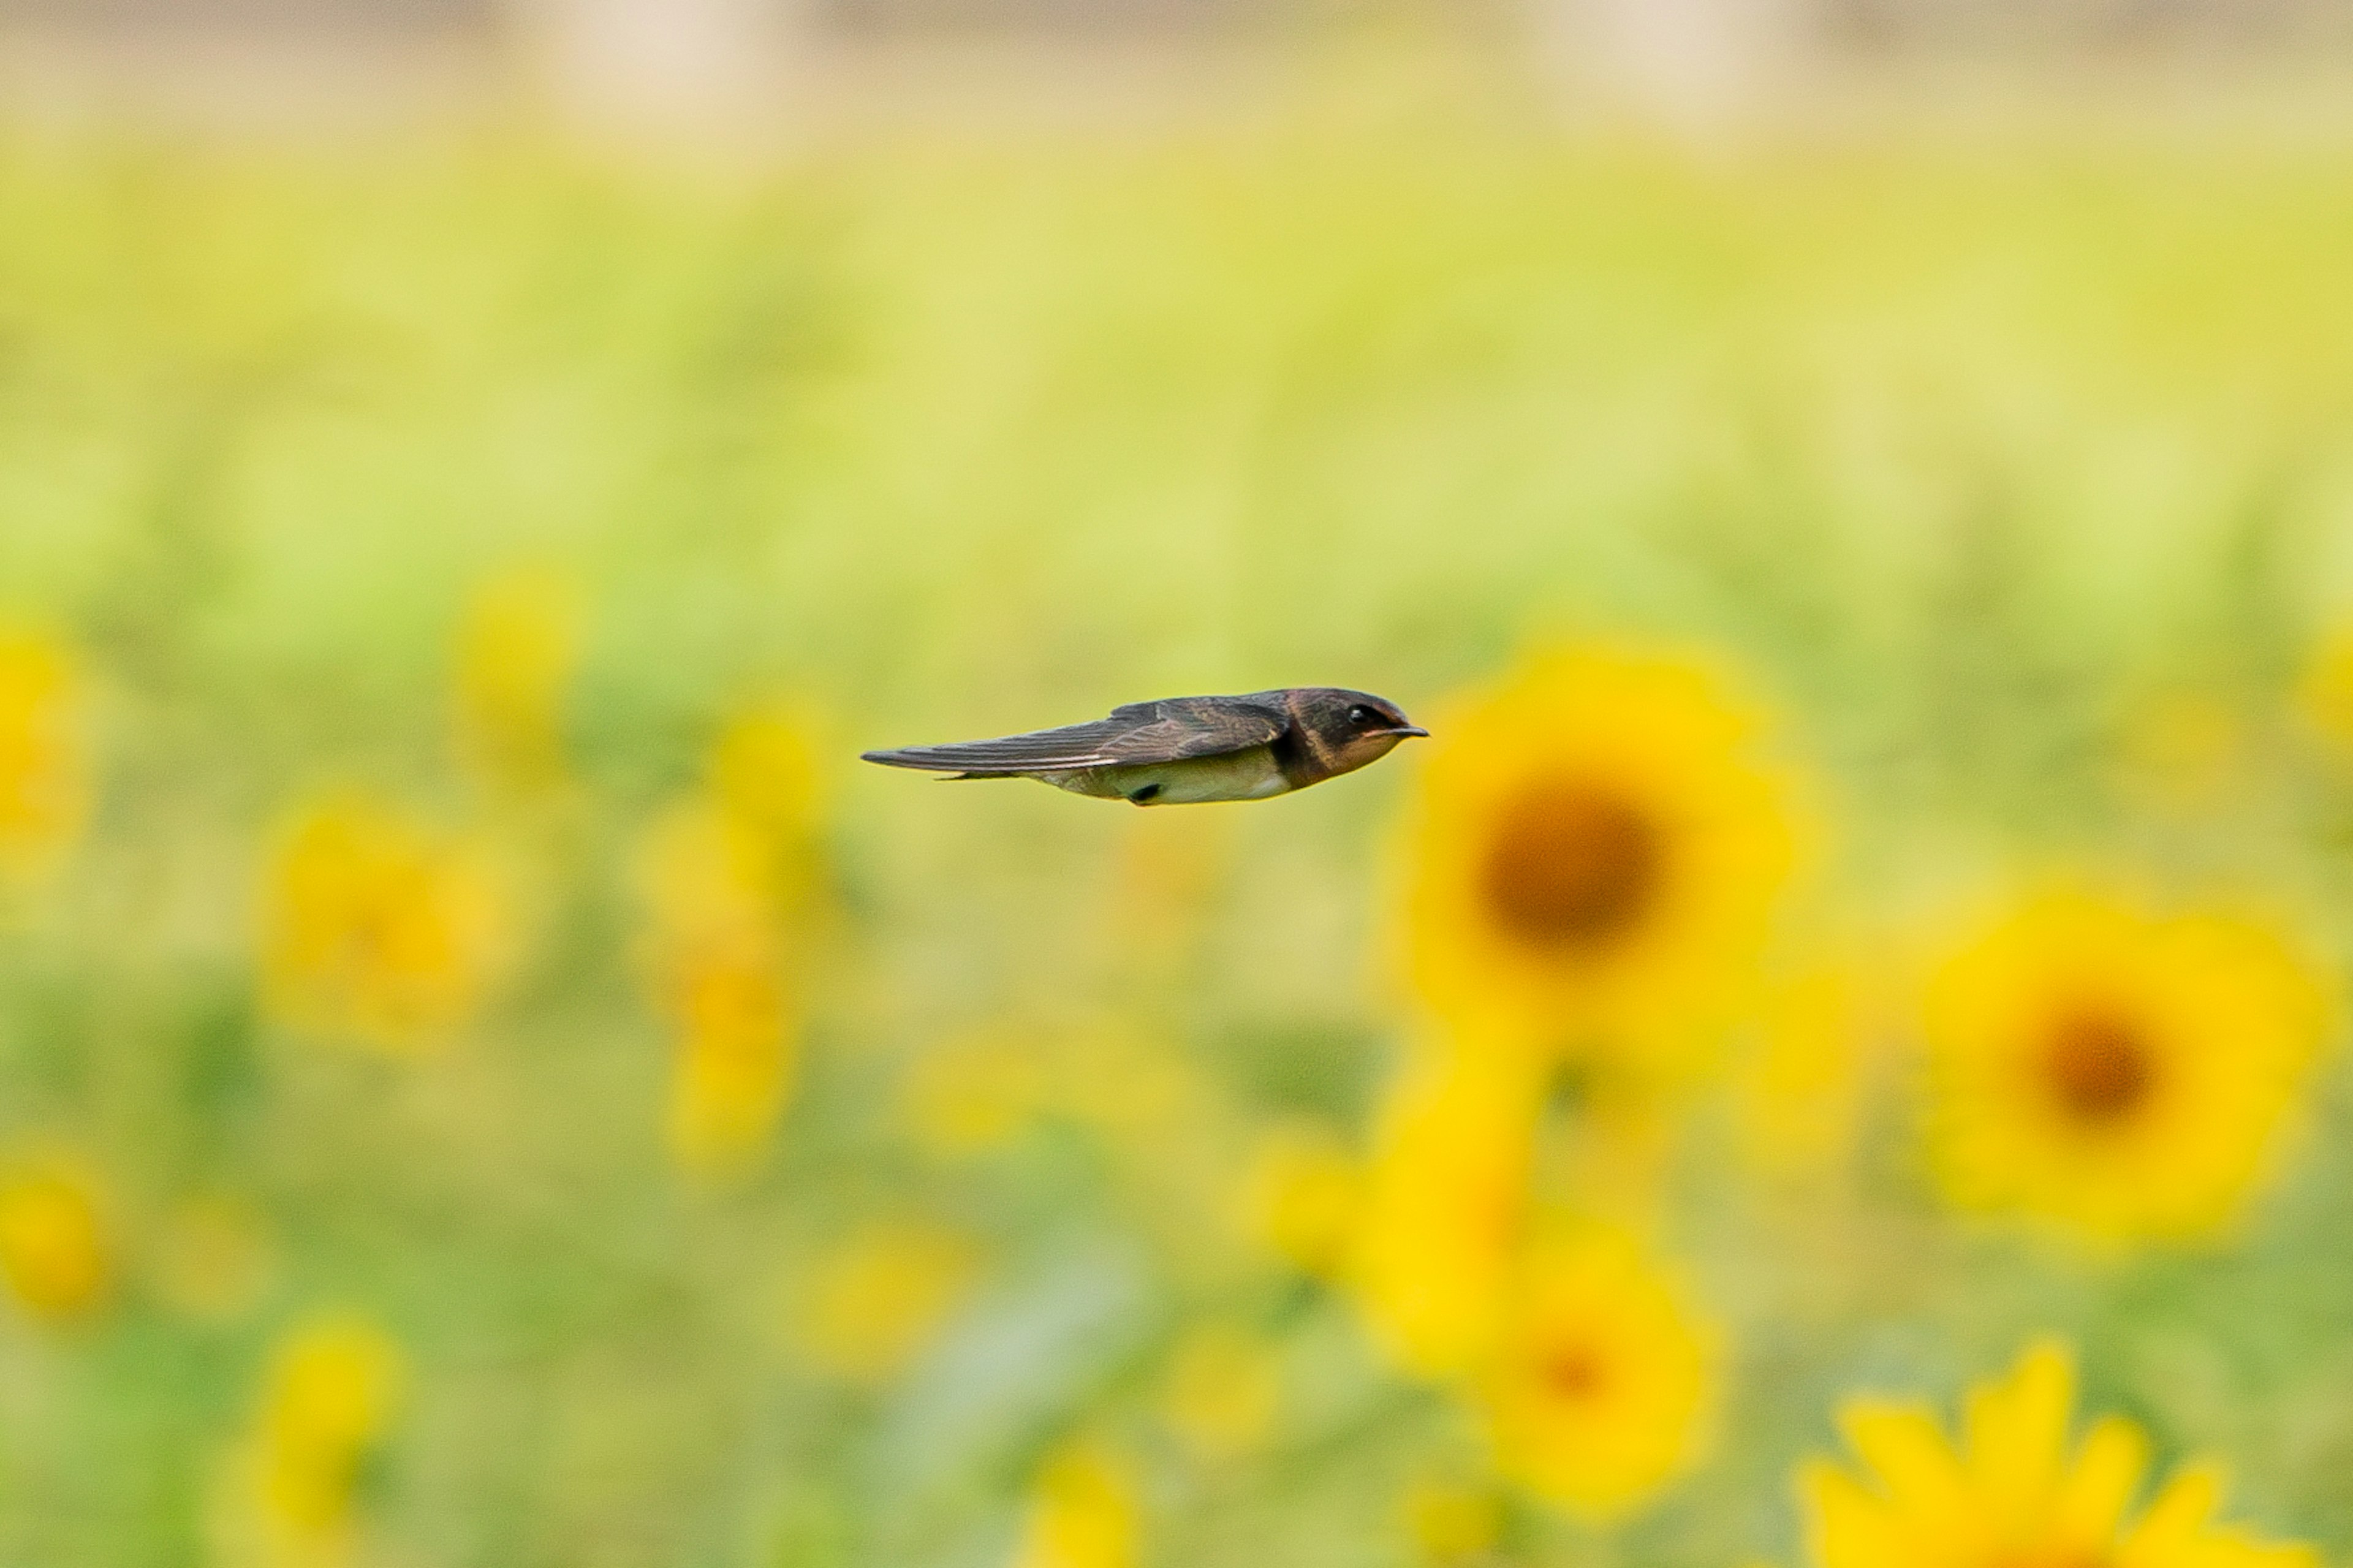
[862,695,1287,775]
[1099,695,1288,764]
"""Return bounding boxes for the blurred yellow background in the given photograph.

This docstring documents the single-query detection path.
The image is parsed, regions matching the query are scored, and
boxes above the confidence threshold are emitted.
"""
[3,5,2353,1566]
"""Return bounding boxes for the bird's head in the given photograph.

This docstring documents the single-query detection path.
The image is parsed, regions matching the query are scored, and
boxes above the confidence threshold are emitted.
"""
[1292,688,1427,774]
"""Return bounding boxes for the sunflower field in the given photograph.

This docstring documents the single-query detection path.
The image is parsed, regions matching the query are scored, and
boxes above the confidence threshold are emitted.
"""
[4,62,2353,1568]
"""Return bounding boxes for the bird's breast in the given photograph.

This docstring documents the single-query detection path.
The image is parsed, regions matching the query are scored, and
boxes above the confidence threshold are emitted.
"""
[1055,747,1293,805]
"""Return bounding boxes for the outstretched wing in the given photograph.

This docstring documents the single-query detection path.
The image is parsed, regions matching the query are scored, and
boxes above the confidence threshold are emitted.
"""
[862,694,1289,775]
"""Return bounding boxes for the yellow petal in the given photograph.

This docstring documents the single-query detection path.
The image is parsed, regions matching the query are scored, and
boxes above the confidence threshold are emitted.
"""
[2120,1528,2316,1568]
[2123,1464,2224,1560]
[1838,1401,1969,1520]
[1798,1460,1911,1568]
[1963,1339,2074,1515]
[2052,1414,2150,1545]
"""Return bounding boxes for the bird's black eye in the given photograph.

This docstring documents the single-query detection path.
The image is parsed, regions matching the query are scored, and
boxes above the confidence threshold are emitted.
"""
[1348,705,1375,726]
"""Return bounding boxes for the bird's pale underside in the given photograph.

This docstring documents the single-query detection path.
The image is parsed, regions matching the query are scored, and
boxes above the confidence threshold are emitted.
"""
[861,687,1425,805]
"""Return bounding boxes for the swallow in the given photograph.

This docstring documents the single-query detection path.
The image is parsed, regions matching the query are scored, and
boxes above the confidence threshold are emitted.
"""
[861,688,1427,805]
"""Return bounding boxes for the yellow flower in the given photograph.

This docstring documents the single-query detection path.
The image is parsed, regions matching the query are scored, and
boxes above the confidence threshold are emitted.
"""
[0,1156,111,1322]
[1737,960,1874,1181]
[638,806,793,1179]
[1401,1479,1503,1563]
[1923,887,2332,1243]
[2118,691,2245,811]
[638,800,786,946]
[1053,1021,1203,1153]
[710,705,824,887]
[791,1219,977,1385]
[901,1018,1197,1165]
[1159,1324,1281,1464]
[1241,1120,1360,1279]
[1475,1227,1714,1521]
[639,709,828,1180]
[1349,1048,1541,1378]
[661,926,795,1176]
[902,1026,1047,1156]
[1012,1441,1140,1568]
[2296,624,2353,749]
[260,794,509,1055]
[451,567,580,795]
[1799,1340,2315,1568]
[0,627,91,888]
[232,1315,404,1566]
[1403,646,1804,1082]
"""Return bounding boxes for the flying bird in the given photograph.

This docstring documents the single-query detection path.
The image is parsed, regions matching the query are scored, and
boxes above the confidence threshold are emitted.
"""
[861,688,1426,806]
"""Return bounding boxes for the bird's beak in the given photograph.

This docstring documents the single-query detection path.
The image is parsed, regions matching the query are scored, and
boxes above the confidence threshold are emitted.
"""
[1377,725,1430,740]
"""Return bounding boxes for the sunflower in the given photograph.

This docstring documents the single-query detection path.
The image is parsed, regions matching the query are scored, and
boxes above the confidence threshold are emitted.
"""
[789,1218,977,1386]
[0,627,91,888]
[662,927,797,1176]
[258,1318,406,1539]
[1159,1323,1282,1464]
[1401,1479,1504,1564]
[1736,957,1876,1183]
[708,703,828,918]
[637,707,828,1178]
[1474,1226,1715,1521]
[0,1153,111,1323]
[1800,1340,2315,1568]
[1348,1045,1544,1378]
[1241,1119,1360,1279]
[259,794,510,1055]
[1402,646,1805,1082]
[901,1024,1048,1157]
[1922,887,2332,1243]
[2295,623,2353,751]
[210,1314,406,1568]
[451,566,581,797]
[1012,1441,1140,1568]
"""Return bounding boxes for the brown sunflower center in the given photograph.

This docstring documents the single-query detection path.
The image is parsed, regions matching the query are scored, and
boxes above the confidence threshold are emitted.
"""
[1480,782,1664,952]
[1540,1344,1610,1403]
[2041,1007,2156,1126]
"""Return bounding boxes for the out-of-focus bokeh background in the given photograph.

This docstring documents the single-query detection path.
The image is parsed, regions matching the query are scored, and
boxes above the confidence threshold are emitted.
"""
[5,4,2353,1566]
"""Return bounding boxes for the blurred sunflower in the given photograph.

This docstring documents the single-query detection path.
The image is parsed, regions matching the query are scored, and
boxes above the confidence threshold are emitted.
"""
[1349,1047,1541,1378]
[1159,1323,1281,1464]
[708,703,828,917]
[1736,959,1875,1183]
[638,706,827,1179]
[451,566,581,797]
[1800,1340,2314,1568]
[789,1218,977,1386]
[661,928,795,1177]
[2295,623,2353,750]
[0,1153,112,1323]
[215,1314,405,1568]
[1241,1119,1360,1279]
[1475,1227,1714,1521]
[260,794,510,1055]
[901,1025,1048,1157]
[1922,887,2332,1242]
[2116,690,2246,812]
[1012,1440,1140,1568]
[1402,646,1805,1083]
[0,626,91,888]
[1401,1479,1504,1564]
